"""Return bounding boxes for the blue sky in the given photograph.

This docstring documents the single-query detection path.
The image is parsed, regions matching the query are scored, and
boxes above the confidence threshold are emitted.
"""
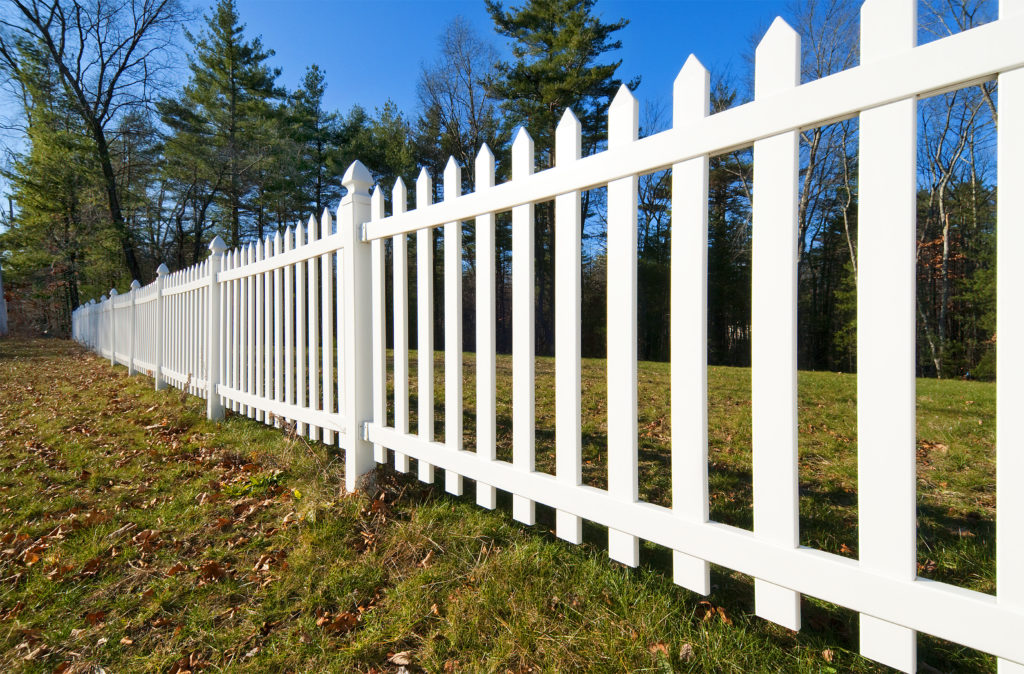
[0,0,793,229]
[229,0,791,119]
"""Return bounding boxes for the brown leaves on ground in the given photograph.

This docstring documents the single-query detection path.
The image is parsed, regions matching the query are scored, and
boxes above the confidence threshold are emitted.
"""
[168,650,209,674]
[316,610,359,635]
[695,600,732,626]
[198,560,230,584]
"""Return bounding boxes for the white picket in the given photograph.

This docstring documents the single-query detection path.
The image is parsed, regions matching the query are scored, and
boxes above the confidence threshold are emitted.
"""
[444,156,464,496]
[607,86,640,567]
[511,127,536,526]
[751,17,801,632]
[671,54,712,596]
[371,186,387,464]
[997,4,1024,674]
[308,214,321,440]
[393,178,411,473]
[857,1,918,670]
[416,168,436,483]
[247,244,257,419]
[295,224,307,435]
[555,110,582,543]
[321,208,336,445]
[273,231,284,425]
[474,145,498,510]
[285,227,295,417]
[263,237,273,414]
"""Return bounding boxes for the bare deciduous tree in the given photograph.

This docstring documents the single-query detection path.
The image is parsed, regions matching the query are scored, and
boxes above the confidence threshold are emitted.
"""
[0,0,186,280]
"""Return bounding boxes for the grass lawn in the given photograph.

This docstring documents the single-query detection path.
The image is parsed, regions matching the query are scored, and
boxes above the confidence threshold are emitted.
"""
[0,338,995,672]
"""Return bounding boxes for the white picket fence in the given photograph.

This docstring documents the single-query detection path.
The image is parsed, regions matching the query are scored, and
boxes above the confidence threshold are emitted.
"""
[71,1,1024,670]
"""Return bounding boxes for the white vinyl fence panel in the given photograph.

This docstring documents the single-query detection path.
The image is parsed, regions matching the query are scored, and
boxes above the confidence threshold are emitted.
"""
[72,2,1024,670]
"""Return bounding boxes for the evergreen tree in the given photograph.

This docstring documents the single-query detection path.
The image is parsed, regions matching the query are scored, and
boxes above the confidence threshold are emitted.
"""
[485,0,636,355]
[290,65,346,218]
[159,0,283,247]
[0,42,110,335]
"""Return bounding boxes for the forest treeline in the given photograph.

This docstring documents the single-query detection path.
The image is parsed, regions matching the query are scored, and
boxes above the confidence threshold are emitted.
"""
[0,0,999,378]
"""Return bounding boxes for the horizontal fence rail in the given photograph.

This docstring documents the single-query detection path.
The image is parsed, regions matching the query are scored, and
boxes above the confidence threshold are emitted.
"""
[72,2,1023,671]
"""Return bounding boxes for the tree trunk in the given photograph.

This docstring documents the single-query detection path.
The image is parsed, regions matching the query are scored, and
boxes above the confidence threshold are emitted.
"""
[90,121,141,280]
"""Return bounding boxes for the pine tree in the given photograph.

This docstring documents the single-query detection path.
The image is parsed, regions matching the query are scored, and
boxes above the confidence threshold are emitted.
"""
[0,42,109,335]
[289,65,346,218]
[159,0,283,247]
[485,0,635,355]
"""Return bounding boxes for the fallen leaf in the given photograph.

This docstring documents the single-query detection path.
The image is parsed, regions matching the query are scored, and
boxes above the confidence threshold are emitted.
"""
[120,637,134,645]
[648,642,669,656]
[318,611,359,634]
[198,560,226,582]
[85,610,106,626]
[822,649,835,663]
[388,651,413,666]
[679,643,695,662]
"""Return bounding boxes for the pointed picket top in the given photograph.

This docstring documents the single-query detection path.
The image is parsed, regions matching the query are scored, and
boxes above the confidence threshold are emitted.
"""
[444,156,462,201]
[321,207,333,237]
[608,84,638,148]
[371,185,385,220]
[673,55,710,127]
[306,213,318,240]
[130,279,141,290]
[342,160,373,196]
[475,144,495,189]
[272,230,283,256]
[157,263,170,277]
[556,108,582,165]
[209,235,228,255]
[101,295,107,302]
[512,126,534,179]
[296,218,305,247]
[754,17,800,98]
[110,288,118,297]
[393,176,408,214]
[860,0,915,62]
[416,167,433,209]
[285,225,294,251]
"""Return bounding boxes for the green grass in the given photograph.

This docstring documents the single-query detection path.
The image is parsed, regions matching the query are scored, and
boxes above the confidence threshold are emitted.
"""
[0,339,995,672]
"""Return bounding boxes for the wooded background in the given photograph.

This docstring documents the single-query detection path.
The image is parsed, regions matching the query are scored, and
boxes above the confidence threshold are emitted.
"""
[0,0,999,379]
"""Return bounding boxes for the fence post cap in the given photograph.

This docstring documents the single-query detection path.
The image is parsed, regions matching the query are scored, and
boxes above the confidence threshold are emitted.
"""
[110,288,118,296]
[156,263,170,277]
[342,160,373,195]
[208,235,228,254]
[130,279,141,290]
[100,295,108,302]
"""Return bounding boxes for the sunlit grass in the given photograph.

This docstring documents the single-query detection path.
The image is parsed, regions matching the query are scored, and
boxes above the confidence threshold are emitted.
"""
[0,339,995,672]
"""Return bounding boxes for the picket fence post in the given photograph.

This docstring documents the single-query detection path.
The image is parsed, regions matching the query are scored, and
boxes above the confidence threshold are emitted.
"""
[155,264,169,390]
[207,236,228,420]
[108,288,117,366]
[128,279,140,375]
[98,296,106,356]
[340,161,375,492]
